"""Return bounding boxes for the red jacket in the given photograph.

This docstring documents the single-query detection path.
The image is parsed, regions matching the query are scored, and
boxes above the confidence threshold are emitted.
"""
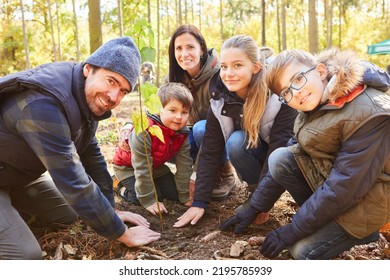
[113,114,189,168]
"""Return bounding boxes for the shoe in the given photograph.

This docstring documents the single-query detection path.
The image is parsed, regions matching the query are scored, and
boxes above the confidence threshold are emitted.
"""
[211,161,240,201]
[114,179,140,205]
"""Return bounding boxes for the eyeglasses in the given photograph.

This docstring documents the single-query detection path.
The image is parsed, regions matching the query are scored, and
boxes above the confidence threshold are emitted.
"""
[278,66,317,104]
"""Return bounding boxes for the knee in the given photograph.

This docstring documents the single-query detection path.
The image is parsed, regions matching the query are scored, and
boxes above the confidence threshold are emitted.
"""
[0,240,42,260]
[226,131,245,160]
[268,147,292,178]
[192,120,207,146]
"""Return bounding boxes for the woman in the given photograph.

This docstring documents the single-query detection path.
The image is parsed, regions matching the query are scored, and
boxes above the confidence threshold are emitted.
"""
[174,35,297,228]
[165,24,238,199]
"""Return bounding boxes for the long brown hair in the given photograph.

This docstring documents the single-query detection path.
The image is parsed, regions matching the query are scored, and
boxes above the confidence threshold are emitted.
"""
[221,35,269,148]
[168,25,208,83]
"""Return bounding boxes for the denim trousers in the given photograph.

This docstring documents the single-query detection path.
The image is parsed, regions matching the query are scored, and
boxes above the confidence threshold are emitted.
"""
[191,120,229,164]
[194,121,266,184]
[268,147,379,259]
[226,130,267,185]
[0,172,77,259]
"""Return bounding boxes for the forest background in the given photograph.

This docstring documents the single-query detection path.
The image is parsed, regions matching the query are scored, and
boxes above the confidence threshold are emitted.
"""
[1,0,389,84]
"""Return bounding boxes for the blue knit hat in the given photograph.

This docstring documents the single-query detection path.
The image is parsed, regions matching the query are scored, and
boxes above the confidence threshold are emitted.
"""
[86,37,141,91]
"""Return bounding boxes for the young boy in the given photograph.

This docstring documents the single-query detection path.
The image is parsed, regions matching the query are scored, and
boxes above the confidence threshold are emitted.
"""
[221,48,390,259]
[113,82,194,215]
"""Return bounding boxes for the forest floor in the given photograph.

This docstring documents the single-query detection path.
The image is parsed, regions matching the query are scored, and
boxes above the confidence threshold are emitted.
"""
[38,94,390,260]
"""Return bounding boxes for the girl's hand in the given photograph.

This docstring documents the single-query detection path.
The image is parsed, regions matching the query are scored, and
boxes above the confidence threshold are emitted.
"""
[173,207,205,227]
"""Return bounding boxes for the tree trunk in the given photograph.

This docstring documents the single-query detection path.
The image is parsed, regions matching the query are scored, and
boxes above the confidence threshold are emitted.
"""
[20,0,30,69]
[72,0,81,61]
[118,0,124,36]
[261,0,266,46]
[281,0,287,50]
[47,0,57,61]
[55,0,62,60]
[276,0,281,52]
[147,0,151,24]
[88,0,103,54]
[198,0,201,31]
[326,0,334,48]
[308,0,318,53]
[220,0,223,40]
[156,0,160,87]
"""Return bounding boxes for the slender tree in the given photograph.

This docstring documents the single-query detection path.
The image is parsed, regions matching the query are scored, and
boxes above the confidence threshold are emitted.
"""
[220,0,223,39]
[308,0,318,53]
[156,0,160,87]
[72,0,80,61]
[276,0,281,52]
[261,0,266,46]
[118,0,124,36]
[20,0,30,68]
[281,0,287,50]
[55,0,62,60]
[47,0,57,61]
[88,0,103,53]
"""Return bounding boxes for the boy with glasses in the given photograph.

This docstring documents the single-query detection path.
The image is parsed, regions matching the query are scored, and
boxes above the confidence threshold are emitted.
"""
[221,48,390,259]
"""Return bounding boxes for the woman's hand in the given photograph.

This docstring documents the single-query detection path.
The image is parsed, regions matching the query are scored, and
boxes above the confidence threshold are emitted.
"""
[173,207,205,227]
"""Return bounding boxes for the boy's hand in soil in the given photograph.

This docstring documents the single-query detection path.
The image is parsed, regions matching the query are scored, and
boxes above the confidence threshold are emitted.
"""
[173,207,205,227]
[146,202,168,215]
[117,226,161,247]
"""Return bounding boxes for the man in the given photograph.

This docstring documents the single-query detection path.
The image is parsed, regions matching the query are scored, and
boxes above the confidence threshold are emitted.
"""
[0,37,160,260]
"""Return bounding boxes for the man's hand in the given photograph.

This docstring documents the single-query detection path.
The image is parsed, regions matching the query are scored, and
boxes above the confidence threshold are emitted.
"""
[220,206,261,234]
[173,207,205,227]
[146,202,168,216]
[115,210,150,227]
[117,226,161,247]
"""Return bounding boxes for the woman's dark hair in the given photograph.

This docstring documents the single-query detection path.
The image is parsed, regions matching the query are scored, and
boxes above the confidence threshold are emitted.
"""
[168,24,208,83]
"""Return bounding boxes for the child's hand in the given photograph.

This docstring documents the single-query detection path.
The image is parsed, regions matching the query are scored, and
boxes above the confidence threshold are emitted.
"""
[146,202,168,216]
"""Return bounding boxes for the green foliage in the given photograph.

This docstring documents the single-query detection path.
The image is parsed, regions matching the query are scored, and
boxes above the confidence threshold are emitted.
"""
[128,18,162,139]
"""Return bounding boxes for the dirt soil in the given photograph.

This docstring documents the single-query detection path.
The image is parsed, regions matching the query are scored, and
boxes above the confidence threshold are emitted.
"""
[38,94,390,260]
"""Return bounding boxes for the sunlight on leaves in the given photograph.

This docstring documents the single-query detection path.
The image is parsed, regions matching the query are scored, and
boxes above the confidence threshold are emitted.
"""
[144,94,162,114]
[148,125,165,143]
[131,111,149,135]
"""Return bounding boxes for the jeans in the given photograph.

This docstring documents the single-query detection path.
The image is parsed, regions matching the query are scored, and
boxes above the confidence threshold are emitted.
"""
[226,130,267,185]
[191,120,228,164]
[268,147,379,259]
[0,172,78,259]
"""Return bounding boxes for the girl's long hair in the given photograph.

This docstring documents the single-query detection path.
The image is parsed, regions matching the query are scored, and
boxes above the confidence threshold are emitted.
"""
[168,24,208,83]
[221,35,270,148]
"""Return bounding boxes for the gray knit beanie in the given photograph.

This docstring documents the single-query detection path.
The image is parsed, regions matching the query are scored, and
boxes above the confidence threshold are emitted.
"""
[86,37,141,91]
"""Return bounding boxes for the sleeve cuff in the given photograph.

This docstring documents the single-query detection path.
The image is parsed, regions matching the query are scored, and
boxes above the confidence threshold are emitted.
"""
[191,200,207,209]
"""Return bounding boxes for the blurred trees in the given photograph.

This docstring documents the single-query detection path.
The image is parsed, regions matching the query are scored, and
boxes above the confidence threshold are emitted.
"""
[0,0,389,78]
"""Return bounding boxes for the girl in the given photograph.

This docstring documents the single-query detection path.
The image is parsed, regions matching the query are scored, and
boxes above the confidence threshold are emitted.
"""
[174,35,297,227]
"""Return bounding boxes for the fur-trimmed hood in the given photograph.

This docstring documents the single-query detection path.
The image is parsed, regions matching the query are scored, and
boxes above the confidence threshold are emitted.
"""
[316,48,365,103]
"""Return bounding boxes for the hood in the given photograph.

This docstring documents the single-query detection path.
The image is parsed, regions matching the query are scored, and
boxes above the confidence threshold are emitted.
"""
[317,48,365,103]
[191,48,220,87]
